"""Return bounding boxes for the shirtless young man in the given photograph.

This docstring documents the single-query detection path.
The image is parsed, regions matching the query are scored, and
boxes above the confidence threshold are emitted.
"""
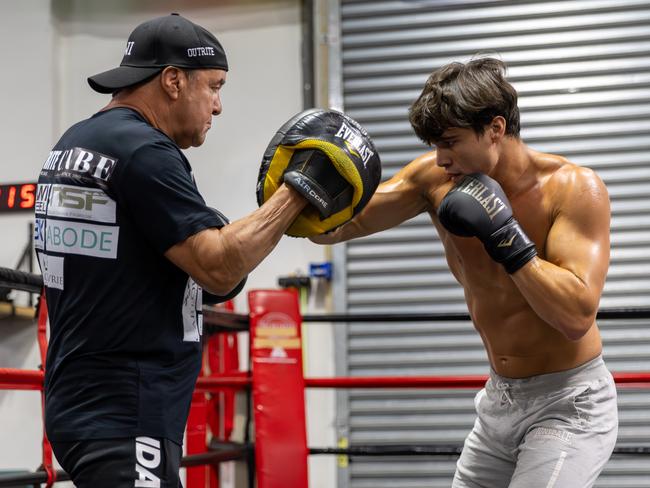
[312,58,618,487]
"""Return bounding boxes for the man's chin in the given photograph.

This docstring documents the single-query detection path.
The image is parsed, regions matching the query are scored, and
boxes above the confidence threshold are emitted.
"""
[190,135,207,148]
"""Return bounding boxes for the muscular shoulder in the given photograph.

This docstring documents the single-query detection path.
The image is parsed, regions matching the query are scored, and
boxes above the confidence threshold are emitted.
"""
[401,151,446,182]
[546,158,606,198]
[541,154,609,220]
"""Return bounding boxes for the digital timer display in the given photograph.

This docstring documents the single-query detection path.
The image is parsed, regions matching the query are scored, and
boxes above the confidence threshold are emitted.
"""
[0,183,37,213]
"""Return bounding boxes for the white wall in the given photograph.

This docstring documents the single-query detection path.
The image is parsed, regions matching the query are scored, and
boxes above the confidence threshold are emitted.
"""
[0,1,336,486]
[0,0,55,274]
[0,0,58,479]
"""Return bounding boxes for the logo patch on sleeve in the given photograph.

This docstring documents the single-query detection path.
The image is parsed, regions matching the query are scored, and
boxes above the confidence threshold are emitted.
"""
[37,252,64,290]
[182,278,203,342]
[35,184,51,215]
[34,218,45,250]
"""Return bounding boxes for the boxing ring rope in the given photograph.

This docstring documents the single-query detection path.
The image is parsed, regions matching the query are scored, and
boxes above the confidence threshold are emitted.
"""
[0,368,44,390]
[204,308,650,331]
[0,267,42,294]
[301,308,650,322]
[195,372,650,390]
[2,266,650,488]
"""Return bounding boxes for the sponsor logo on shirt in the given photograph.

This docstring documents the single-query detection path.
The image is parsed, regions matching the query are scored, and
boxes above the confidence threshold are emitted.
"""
[40,147,117,184]
[46,184,116,223]
[35,184,52,215]
[34,217,45,250]
[182,277,203,342]
[135,437,161,487]
[45,220,119,259]
[37,252,64,290]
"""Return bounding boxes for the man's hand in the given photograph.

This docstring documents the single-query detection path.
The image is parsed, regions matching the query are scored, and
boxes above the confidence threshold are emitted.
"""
[283,149,353,219]
[437,173,537,273]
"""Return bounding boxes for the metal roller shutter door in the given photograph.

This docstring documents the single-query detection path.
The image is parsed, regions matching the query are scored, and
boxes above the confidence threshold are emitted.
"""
[333,1,650,486]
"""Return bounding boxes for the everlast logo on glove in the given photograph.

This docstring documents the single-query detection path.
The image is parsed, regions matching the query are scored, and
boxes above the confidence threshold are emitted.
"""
[437,173,537,274]
[455,177,508,221]
[335,122,375,167]
[257,108,382,237]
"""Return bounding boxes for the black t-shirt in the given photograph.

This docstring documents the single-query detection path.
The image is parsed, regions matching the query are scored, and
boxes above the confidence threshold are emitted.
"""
[35,107,222,444]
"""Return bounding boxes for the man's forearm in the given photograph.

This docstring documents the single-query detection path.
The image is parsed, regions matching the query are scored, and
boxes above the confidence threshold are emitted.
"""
[218,185,306,279]
[183,185,306,294]
[309,221,358,245]
[511,257,600,340]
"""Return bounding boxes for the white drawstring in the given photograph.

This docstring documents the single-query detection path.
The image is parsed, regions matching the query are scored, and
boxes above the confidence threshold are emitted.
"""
[496,381,514,405]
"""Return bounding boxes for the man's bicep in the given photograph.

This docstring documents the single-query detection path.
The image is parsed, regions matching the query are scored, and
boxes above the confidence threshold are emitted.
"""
[544,173,610,291]
[364,178,426,223]
[165,228,228,293]
[165,232,205,282]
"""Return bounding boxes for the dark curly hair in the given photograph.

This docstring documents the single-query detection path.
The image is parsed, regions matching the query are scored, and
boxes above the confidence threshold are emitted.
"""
[408,57,520,144]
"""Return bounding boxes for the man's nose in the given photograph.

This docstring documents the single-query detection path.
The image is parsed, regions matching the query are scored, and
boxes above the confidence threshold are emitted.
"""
[213,94,222,116]
[436,149,451,167]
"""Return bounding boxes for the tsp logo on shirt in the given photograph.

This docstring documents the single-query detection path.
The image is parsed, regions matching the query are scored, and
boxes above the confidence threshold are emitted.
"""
[47,184,117,223]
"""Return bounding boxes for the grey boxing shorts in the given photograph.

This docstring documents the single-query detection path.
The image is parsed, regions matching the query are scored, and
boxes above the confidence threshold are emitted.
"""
[453,355,618,488]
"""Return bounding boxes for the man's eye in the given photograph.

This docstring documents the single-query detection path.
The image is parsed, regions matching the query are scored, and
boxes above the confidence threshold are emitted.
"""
[437,140,454,149]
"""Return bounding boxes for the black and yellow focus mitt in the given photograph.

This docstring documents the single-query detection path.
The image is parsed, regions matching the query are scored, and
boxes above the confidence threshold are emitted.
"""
[256,109,381,237]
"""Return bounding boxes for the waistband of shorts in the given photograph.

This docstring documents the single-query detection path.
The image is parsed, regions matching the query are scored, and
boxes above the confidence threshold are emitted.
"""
[488,354,611,392]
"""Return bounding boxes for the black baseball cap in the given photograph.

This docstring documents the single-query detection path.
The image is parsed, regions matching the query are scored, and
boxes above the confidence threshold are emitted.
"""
[88,13,228,94]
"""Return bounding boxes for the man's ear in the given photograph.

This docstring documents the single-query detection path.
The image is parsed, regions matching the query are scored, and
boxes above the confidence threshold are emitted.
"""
[160,66,185,100]
[489,116,506,141]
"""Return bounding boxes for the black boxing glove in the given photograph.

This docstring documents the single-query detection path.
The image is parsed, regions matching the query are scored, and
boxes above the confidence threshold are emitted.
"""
[283,149,354,219]
[437,173,537,273]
